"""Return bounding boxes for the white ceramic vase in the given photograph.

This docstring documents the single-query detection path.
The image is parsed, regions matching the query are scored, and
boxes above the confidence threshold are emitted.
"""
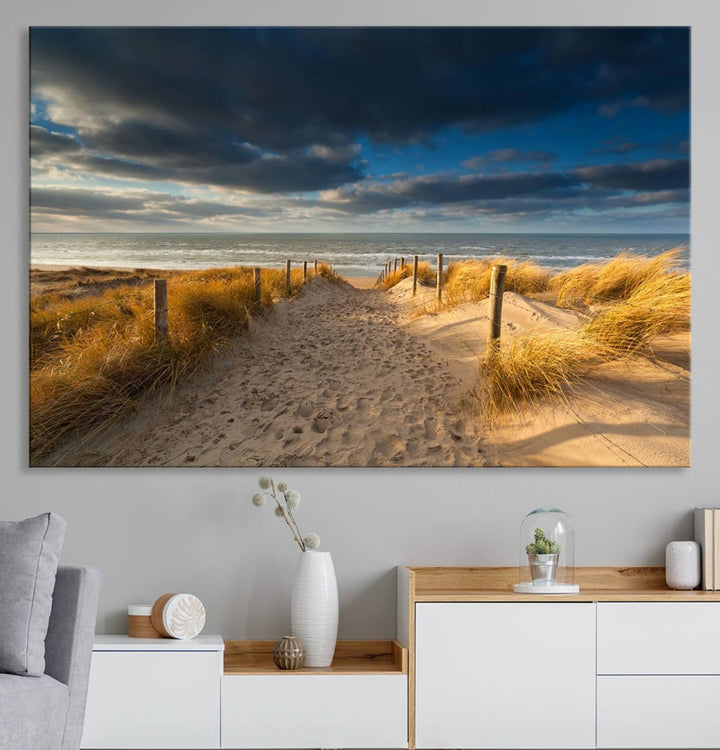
[665,540,701,590]
[291,550,338,667]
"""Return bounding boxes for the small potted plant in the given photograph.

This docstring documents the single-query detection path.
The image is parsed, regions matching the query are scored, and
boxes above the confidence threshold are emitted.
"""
[526,528,561,585]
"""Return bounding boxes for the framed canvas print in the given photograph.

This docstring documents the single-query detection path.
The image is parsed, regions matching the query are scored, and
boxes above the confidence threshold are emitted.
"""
[29,26,690,467]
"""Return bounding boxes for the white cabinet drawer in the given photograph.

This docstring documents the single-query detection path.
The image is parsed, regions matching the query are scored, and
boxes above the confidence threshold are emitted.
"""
[597,603,720,674]
[597,676,720,748]
[221,674,407,748]
[81,651,222,749]
[415,603,596,749]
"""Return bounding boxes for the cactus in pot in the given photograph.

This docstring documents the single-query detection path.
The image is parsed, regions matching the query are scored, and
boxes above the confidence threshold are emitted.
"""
[526,528,561,584]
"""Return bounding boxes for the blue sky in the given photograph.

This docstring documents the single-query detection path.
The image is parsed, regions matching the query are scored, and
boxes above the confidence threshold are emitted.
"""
[30,27,689,233]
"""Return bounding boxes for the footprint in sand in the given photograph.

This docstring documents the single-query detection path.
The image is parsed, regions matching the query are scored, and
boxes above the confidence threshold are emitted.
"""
[313,411,332,433]
[374,432,406,458]
[297,401,314,418]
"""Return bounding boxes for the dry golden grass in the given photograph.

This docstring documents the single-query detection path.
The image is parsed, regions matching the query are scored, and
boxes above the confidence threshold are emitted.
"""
[584,272,690,354]
[476,330,598,420]
[378,261,434,289]
[551,249,683,308]
[476,255,690,420]
[30,263,339,459]
[443,257,550,308]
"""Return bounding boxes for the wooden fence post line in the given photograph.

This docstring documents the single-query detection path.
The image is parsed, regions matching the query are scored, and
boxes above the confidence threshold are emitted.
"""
[436,253,444,302]
[412,255,419,296]
[303,260,308,283]
[488,264,508,346]
[253,267,262,308]
[285,259,292,292]
[153,279,168,344]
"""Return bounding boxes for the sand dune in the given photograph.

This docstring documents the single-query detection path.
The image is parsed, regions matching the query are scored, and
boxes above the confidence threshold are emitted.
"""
[44,274,689,467]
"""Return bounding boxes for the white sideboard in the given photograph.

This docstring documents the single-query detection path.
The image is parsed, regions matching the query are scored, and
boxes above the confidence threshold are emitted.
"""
[81,637,407,750]
[81,635,224,749]
[399,566,720,750]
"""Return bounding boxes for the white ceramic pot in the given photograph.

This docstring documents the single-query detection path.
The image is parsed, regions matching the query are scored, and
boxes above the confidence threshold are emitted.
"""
[291,550,338,667]
[665,540,701,590]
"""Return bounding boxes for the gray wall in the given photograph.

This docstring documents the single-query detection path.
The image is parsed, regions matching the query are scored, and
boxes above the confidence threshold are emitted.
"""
[3,0,718,639]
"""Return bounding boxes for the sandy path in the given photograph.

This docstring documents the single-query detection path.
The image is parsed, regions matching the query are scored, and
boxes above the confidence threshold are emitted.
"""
[387,279,690,467]
[70,278,484,467]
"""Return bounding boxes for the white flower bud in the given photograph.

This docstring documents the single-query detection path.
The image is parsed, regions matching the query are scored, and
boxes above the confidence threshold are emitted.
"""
[277,481,288,492]
[251,493,266,507]
[274,506,285,517]
[303,532,321,549]
[258,475,272,489]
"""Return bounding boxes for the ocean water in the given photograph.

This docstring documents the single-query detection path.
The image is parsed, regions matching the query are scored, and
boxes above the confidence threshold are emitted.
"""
[30,232,690,277]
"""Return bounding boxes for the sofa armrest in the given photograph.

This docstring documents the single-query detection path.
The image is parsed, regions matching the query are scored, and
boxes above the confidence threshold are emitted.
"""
[45,566,102,750]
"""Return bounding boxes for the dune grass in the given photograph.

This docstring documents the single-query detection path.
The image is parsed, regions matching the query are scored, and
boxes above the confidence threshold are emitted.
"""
[477,330,598,419]
[474,253,690,419]
[444,257,551,305]
[30,263,338,459]
[377,261,434,289]
[550,249,682,308]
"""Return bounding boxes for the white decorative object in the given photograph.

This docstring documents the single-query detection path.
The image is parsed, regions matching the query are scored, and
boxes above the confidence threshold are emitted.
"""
[291,550,338,667]
[665,541,701,590]
[514,507,579,594]
[151,593,206,639]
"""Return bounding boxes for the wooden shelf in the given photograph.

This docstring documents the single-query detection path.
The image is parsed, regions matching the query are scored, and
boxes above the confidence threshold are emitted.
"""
[224,639,407,675]
[404,566,720,602]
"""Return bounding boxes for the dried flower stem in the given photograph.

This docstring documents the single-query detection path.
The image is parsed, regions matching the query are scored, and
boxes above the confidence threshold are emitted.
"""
[270,479,306,551]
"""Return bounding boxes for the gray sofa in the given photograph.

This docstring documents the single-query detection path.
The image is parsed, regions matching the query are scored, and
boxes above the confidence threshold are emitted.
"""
[0,566,102,750]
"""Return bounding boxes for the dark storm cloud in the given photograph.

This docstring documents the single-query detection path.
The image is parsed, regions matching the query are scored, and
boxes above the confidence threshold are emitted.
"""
[30,27,688,194]
[322,158,689,215]
[29,125,82,157]
[587,134,689,157]
[463,149,557,169]
[30,187,272,221]
[573,158,689,191]
[587,137,640,156]
[31,125,365,193]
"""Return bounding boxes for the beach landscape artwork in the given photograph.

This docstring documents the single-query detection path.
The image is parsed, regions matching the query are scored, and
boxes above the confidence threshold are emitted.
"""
[29,27,690,467]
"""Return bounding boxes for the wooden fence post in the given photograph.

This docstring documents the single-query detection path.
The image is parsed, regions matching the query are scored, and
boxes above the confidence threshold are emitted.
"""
[488,264,508,347]
[253,267,262,308]
[401,257,405,270]
[436,253,444,302]
[412,255,419,296]
[285,259,292,292]
[303,260,308,283]
[154,279,168,344]
[314,259,318,275]
[394,258,398,273]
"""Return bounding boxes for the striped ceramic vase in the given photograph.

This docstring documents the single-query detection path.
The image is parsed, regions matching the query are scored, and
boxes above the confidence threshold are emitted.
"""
[290,550,338,667]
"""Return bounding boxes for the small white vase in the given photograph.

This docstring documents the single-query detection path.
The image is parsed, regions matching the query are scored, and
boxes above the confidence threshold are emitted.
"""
[291,550,338,667]
[665,541,701,590]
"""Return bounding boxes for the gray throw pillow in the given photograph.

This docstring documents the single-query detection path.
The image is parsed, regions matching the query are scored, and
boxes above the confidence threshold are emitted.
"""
[0,513,66,676]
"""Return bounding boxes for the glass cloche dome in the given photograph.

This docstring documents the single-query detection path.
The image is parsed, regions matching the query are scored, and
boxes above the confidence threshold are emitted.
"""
[514,506,579,594]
